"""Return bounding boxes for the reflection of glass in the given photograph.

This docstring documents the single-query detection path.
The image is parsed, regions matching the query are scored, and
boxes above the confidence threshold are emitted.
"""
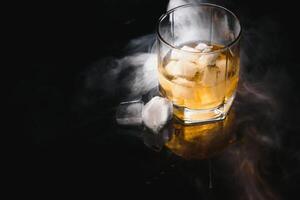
[165,110,236,159]
[157,3,241,123]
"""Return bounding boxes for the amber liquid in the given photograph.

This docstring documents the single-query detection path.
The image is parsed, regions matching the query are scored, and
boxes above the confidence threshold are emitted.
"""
[158,42,239,114]
[165,109,236,159]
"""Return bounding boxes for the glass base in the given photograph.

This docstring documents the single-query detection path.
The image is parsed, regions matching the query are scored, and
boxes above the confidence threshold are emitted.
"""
[173,94,235,124]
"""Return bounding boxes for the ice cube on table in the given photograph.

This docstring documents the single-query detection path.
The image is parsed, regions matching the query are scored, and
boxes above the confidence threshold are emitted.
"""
[116,100,144,125]
[142,96,173,133]
[170,45,200,62]
[165,60,198,79]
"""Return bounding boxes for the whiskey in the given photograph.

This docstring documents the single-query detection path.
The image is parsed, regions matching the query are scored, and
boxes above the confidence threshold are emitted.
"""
[158,42,239,121]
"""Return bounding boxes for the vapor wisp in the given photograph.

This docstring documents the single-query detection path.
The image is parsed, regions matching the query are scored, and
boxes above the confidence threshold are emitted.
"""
[79,0,291,199]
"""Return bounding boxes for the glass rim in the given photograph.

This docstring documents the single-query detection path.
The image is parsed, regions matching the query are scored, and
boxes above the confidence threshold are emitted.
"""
[156,3,242,55]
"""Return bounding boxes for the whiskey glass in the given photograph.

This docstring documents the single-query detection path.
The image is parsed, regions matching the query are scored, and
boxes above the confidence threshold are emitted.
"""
[157,3,241,123]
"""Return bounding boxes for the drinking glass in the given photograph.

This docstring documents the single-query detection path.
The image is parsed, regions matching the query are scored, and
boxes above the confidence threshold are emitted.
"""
[157,3,241,123]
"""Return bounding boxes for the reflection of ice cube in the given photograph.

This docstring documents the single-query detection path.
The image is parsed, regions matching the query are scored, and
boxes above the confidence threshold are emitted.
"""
[165,60,198,79]
[116,100,144,125]
[170,46,199,62]
[142,96,173,133]
[142,123,172,152]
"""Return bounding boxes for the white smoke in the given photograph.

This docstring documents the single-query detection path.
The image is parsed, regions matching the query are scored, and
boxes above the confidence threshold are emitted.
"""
[78,2,289,198]
[83,35,158,99]
[84,0,219,100]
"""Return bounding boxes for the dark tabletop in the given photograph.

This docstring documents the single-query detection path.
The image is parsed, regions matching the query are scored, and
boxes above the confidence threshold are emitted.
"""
[10,0,300,199]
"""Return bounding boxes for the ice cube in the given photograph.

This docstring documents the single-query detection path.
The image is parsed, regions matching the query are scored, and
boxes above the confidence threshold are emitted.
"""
[215,57,227,81]
[195,42,214,52]
[195,42,210,51]
[165,60,198,79]
[202,47,213,53]
[181,45,200,52]
[172,77,196,87]
[202,61,226,87]
[195,43,208,51]
[202,67,220,86]
[198,53,220,67]
[172,77,196,105]
[170,46,200,62]
[116,100,144,125]
[196,42,221,67]
[142,96,173,133]
[175,60,199,79]
[165,61,180,76]
[216,57,227,69]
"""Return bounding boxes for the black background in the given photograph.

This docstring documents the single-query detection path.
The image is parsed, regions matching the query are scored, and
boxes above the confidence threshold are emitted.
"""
[9,0,300,199]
